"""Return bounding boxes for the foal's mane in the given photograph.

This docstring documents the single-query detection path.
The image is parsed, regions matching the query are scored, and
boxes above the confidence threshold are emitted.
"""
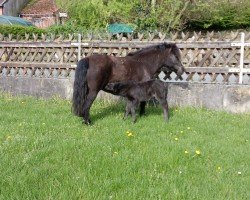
[127,43,180,58]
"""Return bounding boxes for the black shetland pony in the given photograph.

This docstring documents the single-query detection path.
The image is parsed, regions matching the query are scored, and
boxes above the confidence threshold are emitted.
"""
[105,79,169,123]
[73,43,185,124]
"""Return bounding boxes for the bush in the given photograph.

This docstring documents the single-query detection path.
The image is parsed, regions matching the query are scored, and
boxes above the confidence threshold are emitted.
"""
[1,0,249,36]
[46,22,87,35]
[0,25,46,37]
[185,0,250,30]
[55,0,190,32]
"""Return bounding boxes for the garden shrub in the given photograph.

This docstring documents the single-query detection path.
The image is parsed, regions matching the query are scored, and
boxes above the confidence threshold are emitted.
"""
[1,0,249,36]
[0,25,46,37]
[185,0,250,30]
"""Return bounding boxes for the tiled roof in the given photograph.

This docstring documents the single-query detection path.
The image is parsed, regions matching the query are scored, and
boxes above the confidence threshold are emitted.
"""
[21,0,58,15]
[0,0,8,6]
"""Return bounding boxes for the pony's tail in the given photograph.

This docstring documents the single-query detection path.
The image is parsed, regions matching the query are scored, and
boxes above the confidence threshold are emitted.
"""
[72,58,89,117]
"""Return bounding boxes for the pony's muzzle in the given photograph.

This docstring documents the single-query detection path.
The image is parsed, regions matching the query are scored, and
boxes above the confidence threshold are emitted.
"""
[177,66,185,76]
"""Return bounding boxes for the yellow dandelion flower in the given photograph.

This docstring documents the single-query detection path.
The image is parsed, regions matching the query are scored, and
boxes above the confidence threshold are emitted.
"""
[184,150,189,154]
[237,171,242,175]
[6,135,12,140]
[217,166,221,170]
[127,132,133,137]
[180,131,183,134]
[187,127,191,130]
[195,150,201,155]
[174,137,179,141]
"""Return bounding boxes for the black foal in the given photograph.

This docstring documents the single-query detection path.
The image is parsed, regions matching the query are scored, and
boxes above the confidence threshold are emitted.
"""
[106,79,169,123]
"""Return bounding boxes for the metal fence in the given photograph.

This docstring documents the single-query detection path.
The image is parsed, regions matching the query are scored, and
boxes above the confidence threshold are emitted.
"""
[0,31,249,84]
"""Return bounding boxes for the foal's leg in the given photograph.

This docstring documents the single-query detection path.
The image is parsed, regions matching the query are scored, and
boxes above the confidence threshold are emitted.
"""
[156,91,169,121]
[131,100,139,123]
[139,101,146,116]
[159,99,169,121]
[124,99,132,119]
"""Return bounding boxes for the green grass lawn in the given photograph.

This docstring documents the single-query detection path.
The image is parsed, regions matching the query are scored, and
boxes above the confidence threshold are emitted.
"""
[0,93,249,200]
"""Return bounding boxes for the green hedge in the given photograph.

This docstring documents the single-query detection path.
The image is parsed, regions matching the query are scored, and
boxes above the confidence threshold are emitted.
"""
[55,0,250,31]
[0,25,46,37]
[186,0,250,30]
[1,0,249,36]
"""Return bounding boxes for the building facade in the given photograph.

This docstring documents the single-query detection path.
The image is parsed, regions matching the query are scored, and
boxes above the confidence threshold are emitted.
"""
[0,0,29,16]
[20,0,59,28]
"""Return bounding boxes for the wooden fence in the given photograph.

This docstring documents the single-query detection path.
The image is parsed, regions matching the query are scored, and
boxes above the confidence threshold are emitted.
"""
[0,31,249,84]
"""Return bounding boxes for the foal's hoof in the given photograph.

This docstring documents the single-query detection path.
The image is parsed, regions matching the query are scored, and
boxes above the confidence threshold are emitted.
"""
[139,111,145,116]
[83,120,92,125]
[123,116,128,120]
[164,118,169,123]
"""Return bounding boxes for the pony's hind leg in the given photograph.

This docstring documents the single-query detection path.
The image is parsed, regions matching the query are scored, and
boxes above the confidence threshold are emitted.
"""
[82,91,98,125]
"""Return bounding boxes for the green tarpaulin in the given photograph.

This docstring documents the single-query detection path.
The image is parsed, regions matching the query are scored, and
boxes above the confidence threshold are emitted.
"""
[108,23,133,34]
[0,15,33,26]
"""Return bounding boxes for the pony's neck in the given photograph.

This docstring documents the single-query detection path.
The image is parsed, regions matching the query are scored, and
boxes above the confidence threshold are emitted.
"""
[136,49,166,73]
[136,49,163,63]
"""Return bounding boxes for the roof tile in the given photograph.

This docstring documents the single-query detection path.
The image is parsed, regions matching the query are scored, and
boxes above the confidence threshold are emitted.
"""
[21,0,58,15]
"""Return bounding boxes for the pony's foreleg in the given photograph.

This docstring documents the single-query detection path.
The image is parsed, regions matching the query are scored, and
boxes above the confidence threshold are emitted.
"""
[139,101,146,116]
[82,91,98,125]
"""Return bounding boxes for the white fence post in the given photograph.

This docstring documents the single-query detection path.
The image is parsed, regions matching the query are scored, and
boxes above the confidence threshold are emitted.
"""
[239,32,245,84]
[78,33,81,61]
[231,32,250,84]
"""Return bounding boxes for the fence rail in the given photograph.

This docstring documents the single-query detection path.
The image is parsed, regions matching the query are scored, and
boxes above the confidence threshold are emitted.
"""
[0,31,249,84]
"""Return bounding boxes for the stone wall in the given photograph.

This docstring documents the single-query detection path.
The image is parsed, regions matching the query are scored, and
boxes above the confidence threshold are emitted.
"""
[1,76,249,113]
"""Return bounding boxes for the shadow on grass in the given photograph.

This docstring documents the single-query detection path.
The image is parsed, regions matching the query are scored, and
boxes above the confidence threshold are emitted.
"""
[91,101,125,123]
[90,101,175,123]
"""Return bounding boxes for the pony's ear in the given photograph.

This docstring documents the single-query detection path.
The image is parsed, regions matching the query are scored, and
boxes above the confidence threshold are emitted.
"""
[163,42,172,48]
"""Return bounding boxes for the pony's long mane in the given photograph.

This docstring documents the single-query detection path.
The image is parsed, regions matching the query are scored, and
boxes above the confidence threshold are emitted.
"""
[127,43,180,58]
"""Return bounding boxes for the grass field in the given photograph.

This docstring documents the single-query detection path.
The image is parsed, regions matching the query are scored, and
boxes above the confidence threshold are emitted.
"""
[0,93,249,200]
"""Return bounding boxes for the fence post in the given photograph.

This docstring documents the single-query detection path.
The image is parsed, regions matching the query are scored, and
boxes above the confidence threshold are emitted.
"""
[239,32,245,84]
[231,32,250,84]
[78,33,81,61]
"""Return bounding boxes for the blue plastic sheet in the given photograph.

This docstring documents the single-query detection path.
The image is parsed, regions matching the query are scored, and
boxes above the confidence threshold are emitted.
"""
[0,15,33,26]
